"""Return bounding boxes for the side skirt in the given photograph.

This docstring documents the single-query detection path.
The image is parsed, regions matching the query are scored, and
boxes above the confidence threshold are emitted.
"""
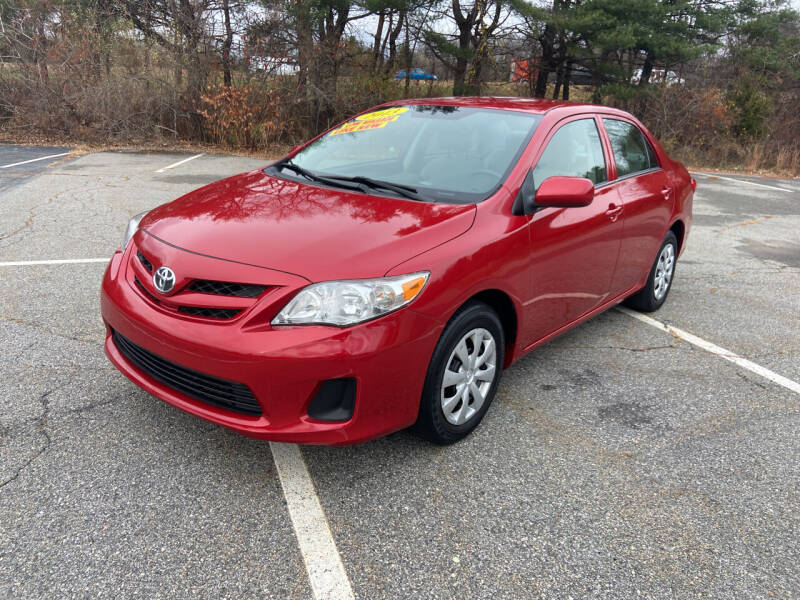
[512,283,643,362]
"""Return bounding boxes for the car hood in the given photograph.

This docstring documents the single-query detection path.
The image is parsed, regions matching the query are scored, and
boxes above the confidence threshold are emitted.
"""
[140,170,476,282]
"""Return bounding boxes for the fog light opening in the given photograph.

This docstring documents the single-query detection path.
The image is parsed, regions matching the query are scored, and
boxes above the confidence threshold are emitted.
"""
[307,378,356,422]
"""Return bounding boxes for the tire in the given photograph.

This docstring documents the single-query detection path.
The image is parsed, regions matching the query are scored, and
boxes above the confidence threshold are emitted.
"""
[414,301,505,444]
[624,230,678,312]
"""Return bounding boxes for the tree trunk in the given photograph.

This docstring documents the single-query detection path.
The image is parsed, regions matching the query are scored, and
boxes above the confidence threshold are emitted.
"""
[177,0,205,101]
[527,59,536,97]
[222,0,233,87]
[379,13,393,71]
[186,38,203,99]
[562,59,571,100]
[553,62,563,99]
[94,0,113,79]
[590,50,611,103]
[386,11,404,74]
[534,21,556,98]
[403,14,412,94]
[452,24,472,95]
[453,59,469,96]
[295,0,312,87]
[533,66,549,98]
[34,20,49,83]
[173,28,183,89]
[639,51,654,86]
[307,5,350,134]
[465,60,482,95]
[372,11,385,72]
[294,0,313,136]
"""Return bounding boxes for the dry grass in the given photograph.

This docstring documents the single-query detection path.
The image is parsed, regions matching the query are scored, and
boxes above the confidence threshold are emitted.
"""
[0,130,289,161]
[2,66,798,177]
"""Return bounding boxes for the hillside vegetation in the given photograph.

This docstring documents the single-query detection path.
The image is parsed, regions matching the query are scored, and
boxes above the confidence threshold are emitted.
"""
[1,1,798,174]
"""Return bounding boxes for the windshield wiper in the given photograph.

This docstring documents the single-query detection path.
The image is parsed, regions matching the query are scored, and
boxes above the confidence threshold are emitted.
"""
[275,160,362,192]
[323,175,425,202]
[274,161,425,201]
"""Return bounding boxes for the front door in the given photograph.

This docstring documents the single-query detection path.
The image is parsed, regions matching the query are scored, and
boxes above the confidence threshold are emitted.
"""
[524,116,624,346]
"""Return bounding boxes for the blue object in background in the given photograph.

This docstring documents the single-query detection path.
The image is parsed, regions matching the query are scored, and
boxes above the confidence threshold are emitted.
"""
[394,68,438,81]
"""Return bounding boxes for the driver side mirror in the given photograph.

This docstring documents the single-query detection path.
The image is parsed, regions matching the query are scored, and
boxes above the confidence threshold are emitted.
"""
[512,172,594,215]
[535,176,595,208]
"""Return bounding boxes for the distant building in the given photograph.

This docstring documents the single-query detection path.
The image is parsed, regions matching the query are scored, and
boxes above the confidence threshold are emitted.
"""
[631,68,685,86]
[510,58,538,83]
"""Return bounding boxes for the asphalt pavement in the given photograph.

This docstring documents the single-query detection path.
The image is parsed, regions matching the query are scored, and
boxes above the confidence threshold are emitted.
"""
[0,144,72,195]
[0,145,798,599]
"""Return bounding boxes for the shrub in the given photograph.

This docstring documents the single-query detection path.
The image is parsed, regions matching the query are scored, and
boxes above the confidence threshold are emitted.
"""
[198,83,286,149]
[728,82,772,137]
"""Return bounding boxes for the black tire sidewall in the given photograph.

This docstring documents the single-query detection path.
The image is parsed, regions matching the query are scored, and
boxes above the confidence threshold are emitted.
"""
[640,231,678,311]
[416,301,505,444]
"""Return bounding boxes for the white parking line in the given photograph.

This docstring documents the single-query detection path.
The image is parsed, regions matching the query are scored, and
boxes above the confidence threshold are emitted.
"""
[691,172,794,193]
[3,255,354,599]
[0,152,71,169]
[617,306,800,395]
[155,153,205,173]
[269,442,355,600]
[0,258,108,267]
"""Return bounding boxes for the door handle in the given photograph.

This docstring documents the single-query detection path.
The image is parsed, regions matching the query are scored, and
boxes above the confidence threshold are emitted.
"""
[605,204,623,221]
[661,186,672,200]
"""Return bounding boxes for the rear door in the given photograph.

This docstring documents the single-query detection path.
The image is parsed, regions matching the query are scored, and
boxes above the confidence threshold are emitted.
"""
[524,115,624,344]
[599,117,673,292]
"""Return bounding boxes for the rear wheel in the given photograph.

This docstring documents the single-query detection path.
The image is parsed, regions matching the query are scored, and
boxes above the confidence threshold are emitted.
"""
[415,301,504,444]
[624,231,678,312]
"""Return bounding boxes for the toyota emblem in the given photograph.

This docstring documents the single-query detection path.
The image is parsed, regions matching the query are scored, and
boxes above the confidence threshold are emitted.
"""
[153,266,176,293]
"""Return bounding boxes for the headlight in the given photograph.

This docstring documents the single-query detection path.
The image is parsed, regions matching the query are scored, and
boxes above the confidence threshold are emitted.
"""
[122,212,148,251]
[272,272,430,327]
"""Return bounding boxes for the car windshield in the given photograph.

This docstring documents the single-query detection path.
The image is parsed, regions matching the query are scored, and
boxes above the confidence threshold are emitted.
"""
[283,105,541,204]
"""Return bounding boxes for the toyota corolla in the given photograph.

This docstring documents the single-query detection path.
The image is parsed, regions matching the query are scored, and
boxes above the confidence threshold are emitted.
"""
[101,97,694,445]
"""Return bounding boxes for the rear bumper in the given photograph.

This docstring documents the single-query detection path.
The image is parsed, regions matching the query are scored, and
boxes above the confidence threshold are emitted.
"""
[101,246,443,445]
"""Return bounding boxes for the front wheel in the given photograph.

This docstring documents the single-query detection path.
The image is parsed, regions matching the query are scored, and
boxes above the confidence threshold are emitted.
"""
[624,230,678,312]
[415,301,504,444]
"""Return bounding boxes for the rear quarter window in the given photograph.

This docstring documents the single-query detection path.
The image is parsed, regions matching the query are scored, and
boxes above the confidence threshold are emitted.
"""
[603,119,659,178]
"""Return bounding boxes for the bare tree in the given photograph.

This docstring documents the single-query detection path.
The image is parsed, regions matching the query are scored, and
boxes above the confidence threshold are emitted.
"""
[221,0,235,86]
[122,0,215,99]
[425,0,506,95]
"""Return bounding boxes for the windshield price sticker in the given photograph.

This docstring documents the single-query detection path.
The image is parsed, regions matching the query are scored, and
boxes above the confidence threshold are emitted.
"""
[355,107,408,121]
[329,107,408,136]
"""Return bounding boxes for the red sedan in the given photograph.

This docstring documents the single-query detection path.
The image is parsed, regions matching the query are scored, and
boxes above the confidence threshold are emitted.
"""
[101,98,693,445]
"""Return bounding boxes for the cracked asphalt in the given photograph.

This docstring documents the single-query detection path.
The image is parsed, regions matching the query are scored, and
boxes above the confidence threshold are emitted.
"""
[1,146,798,599]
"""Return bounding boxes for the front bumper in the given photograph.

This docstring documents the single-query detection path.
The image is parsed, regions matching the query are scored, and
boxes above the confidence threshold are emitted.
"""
[101,242,443,445]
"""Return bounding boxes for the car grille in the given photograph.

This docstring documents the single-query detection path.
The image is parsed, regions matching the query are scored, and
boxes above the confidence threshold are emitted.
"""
[178,306,242,319]
[134,277,243,320]
[137,251,154,273]
[189,279,267,298]
[131,247,270,321]
[112,330,262,416]
[134,277,161,304]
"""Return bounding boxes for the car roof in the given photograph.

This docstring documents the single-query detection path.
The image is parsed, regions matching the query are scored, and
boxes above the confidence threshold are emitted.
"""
[381,96,622,116]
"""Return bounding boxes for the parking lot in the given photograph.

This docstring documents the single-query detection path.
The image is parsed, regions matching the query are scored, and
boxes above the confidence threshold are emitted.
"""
[1,144,798,599]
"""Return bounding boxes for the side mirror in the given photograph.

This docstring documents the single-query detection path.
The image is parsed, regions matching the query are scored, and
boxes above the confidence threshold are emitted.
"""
[512,173,595,215]
[535,176,594,208]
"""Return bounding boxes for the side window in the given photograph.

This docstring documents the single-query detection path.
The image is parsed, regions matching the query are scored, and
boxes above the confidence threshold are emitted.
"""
[532,119,607,189]
[603,119,657,177]
[645,136,659,168]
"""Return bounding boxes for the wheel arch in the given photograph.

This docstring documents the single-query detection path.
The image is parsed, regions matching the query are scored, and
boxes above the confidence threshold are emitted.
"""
[669,219,686,253]
[463,289,518,368]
